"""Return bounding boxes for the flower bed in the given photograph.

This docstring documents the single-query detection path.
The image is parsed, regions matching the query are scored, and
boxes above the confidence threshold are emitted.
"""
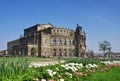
[0,58,120,81]
[27,60,120,81]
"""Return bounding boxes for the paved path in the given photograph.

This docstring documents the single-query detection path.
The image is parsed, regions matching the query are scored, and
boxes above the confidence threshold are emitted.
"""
[30,60,65,66]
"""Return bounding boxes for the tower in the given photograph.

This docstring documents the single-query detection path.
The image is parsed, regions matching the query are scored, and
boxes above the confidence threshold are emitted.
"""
[75,24,86,57]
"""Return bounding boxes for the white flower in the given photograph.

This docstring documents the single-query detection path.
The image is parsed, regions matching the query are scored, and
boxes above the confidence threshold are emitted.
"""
[47,69,56,76]
[41,79,46,81]
[56,68,59,71]
[47,69,52,73]
[53,72,56,75]
[79,63,84,68]
[29,63,49,68]
[59,79,64,81]
[69,73,72,78]
[85,64,98,68]
[101,60,120,65]
[61,63,84,72]
[49,72,53,76]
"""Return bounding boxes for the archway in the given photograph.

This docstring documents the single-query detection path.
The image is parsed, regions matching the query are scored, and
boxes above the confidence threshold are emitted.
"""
[31,47,37,56]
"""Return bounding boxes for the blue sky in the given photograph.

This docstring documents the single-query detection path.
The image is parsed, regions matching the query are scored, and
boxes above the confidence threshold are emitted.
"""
[0,0,120,53]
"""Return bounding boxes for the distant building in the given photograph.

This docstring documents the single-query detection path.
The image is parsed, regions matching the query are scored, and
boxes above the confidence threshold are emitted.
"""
[111,53,120,60]
[0,50,8,56]
[0,51,3,55]
[7,23,86,57]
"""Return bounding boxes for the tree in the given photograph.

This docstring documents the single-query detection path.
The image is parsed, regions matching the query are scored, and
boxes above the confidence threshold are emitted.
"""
[98,40,111,58]
[108,47,112,59]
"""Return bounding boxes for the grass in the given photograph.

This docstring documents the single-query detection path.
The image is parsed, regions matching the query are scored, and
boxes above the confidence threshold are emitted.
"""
[86,66,120,81]
[0,57,30,81]
[0,57,59,61]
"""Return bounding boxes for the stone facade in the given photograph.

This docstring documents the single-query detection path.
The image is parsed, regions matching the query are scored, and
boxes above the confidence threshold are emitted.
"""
[7,23,86,57]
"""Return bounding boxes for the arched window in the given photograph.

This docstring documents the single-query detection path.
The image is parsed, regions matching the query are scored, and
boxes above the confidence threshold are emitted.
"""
[51,38,56,45]
[53,49,56,56]
[64,49,67,56]
[73,40,76,45]
[59,49,62,56]
[63,39,67,45]
[58,39,62,45]
[68,40,71,46]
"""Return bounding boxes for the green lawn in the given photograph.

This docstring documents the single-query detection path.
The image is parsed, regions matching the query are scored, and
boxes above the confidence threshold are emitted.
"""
[0,57,58,61]
[85,66,120,81]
